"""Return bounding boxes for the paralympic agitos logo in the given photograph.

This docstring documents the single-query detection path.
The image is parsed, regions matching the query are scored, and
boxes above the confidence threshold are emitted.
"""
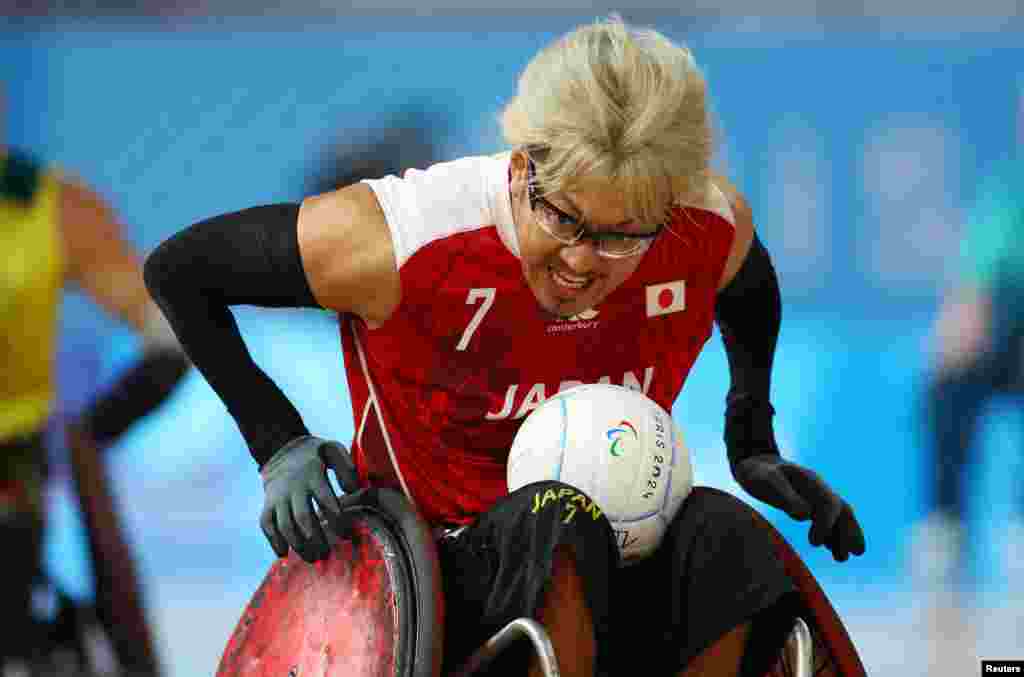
[606,420,638,457]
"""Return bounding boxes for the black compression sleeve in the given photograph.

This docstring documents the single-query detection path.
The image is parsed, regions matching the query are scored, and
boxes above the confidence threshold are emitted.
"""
[714,232,783,466]
[143,204,322,467]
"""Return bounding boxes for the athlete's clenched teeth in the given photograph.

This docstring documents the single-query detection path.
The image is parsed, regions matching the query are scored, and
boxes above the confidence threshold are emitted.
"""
[549,266,592,290]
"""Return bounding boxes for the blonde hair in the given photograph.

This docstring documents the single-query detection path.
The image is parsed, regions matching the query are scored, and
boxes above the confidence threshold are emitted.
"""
[500,15,713,226]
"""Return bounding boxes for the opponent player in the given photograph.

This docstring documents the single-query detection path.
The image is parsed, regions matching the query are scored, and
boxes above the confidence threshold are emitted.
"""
[145,17,865,677]
[1,133,189,674]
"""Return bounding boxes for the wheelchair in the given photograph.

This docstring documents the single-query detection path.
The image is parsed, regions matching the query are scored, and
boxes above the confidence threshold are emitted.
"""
[217,488,866,677]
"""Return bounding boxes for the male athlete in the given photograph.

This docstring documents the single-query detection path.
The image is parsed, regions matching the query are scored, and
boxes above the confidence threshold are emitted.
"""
[145,17,865,677]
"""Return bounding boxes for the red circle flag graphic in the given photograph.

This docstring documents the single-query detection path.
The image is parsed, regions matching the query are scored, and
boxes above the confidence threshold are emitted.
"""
[658,288,675,309]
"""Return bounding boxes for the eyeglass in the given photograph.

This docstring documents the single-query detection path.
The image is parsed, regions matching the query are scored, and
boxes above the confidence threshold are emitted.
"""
[526,158,663,259]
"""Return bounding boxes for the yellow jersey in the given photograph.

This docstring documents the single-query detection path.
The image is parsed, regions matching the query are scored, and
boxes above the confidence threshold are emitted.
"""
[1,149,64,440]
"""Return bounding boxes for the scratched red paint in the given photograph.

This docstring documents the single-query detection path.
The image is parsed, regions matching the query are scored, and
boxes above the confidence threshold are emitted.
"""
[217,521,398,677]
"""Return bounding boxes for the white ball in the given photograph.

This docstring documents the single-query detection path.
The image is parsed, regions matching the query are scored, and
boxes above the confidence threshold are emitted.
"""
[507,383,693,565]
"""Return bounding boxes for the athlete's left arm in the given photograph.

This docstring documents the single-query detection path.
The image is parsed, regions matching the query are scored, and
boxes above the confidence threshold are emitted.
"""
[710,174,775,436]
[711,174,865,563]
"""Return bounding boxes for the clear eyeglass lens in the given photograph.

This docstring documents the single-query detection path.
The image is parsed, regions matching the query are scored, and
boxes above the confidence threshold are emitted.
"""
[533,198,652,258]
[535,203,581,242]
[597,238,645,257]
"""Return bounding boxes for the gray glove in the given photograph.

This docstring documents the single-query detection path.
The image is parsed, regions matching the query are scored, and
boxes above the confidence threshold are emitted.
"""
[259,436,360,563]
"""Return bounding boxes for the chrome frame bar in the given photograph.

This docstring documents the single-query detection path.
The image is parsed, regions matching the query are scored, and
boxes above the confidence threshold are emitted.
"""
[450,618,560,677]
[787,617,814,677]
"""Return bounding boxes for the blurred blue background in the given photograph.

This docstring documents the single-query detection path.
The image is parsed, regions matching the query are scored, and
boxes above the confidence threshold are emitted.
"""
[3,11,1022,676]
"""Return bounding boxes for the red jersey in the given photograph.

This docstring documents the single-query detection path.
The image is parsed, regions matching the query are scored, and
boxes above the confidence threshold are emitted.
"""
[343,154,736,526]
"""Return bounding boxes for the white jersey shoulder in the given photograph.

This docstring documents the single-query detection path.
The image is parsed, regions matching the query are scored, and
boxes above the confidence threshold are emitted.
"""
[678,177,737,229]
[362,153,517,269]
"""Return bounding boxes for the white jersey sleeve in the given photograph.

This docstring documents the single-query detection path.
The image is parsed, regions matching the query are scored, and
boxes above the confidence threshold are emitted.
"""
[680,177,737,229]
[362,155,505,269]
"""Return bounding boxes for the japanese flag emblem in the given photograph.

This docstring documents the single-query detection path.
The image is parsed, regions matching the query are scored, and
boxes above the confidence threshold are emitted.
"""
[646,280,686,317]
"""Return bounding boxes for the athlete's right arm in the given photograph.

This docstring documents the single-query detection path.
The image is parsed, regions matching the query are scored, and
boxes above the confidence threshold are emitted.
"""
[143,184,398,465]
[144,184,397,561]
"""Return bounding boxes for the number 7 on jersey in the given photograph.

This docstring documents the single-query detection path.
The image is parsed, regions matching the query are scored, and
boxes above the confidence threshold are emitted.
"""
[455,288,496,351]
